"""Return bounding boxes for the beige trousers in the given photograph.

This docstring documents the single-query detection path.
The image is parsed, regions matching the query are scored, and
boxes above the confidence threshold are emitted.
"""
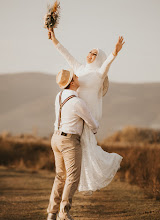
[47,132,82,218]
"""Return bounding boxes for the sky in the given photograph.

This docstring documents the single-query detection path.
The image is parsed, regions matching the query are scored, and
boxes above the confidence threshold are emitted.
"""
[0,0,160,83]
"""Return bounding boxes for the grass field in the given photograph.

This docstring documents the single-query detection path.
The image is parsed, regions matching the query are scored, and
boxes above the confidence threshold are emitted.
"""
[0,167,160,220]
[0,127,160,219]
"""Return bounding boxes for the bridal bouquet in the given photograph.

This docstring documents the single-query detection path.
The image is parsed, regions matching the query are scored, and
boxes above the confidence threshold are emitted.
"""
[44,0,60,39]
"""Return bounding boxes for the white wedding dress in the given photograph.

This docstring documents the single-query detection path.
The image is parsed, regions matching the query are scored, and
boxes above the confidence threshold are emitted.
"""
[55,42,123,193]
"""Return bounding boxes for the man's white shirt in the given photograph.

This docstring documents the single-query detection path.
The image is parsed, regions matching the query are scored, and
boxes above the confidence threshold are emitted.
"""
[54,89,99,136]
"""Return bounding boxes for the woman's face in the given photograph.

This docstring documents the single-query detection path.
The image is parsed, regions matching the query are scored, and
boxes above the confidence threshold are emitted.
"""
[86,49,98,64]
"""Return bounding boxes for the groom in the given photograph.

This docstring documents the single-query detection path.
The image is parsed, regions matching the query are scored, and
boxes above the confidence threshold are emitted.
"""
[47,69,99,220]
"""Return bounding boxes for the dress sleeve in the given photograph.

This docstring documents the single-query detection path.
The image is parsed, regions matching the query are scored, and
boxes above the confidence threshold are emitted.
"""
[98,52,117,79]
[55,42,82,73]
[74,99,99,134]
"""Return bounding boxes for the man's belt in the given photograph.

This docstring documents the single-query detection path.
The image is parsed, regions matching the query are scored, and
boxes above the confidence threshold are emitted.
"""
[55,130,68,136]
[54,130,80,138]
[61,131,69,136]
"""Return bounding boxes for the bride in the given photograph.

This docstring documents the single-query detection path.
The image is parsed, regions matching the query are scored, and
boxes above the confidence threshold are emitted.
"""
[49,29,125,193]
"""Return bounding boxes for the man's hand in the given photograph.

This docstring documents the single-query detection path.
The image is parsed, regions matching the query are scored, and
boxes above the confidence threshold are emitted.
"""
[112,36,125,56]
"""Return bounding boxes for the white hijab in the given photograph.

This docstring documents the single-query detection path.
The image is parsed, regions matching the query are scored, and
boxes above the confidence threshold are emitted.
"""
[85,48,107,71]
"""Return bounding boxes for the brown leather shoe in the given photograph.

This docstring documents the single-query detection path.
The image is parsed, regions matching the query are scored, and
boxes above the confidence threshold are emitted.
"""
[47,212,57,220]
[56,212,74,220]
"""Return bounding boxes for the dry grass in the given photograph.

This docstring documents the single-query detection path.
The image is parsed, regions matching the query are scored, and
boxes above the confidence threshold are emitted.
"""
[100,143,160,200]
[0,127,160,200]
[0,132,54,171]
[103,126,160,144]
[100,126,160,200]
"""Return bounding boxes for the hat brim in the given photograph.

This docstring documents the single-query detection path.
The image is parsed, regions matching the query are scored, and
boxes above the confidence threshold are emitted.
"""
[59,69,74,89]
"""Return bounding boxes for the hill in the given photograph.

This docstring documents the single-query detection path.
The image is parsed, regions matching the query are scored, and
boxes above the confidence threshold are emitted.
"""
[0,72,160,140]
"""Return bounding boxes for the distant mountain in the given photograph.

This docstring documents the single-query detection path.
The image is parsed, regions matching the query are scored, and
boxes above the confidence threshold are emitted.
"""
[0,72,160,141]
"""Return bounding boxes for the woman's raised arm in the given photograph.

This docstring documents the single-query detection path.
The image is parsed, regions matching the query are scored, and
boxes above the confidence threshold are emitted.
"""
[49,29,82,73]
[99,52,117,79]
[99,36,125,79]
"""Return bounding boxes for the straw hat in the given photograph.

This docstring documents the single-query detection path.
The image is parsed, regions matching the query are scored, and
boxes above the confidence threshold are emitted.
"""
[56,69,74,89]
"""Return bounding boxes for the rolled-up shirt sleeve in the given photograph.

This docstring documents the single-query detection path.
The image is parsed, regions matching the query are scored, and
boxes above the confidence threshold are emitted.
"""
[55,42,82,73]
[74,99,99,134]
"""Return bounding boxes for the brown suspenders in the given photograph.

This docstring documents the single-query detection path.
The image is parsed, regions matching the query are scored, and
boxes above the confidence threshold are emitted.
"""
[58,91,76,130]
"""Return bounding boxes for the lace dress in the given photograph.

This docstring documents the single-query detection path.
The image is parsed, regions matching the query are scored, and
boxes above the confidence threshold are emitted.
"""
[55,42,123,193]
